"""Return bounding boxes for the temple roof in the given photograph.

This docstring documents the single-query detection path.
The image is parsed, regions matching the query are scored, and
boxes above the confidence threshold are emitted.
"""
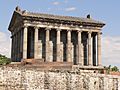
[23,12,105,24]
[8,7,105,31]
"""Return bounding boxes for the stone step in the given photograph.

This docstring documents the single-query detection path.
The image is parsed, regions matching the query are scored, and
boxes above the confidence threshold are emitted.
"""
[21,59,72,70]
[21,58,44,64]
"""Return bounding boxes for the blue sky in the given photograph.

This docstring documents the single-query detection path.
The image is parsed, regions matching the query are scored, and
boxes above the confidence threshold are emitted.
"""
[0,0,120,67]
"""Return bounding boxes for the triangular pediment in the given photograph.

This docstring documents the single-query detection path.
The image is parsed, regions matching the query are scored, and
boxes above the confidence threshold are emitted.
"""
[8,11,22,31]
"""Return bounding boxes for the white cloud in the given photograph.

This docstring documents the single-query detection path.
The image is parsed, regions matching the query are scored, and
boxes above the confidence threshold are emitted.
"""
[52,1,60,5]
[0,32,11,58]
[102,36,120,67]
[65,7,76,12]
[0,32,7,41]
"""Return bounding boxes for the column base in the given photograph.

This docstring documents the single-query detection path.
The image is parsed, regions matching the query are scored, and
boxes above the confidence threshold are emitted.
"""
[88,64,93,66]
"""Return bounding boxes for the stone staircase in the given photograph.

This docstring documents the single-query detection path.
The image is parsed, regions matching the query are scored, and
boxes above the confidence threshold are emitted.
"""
[21,59,72,70]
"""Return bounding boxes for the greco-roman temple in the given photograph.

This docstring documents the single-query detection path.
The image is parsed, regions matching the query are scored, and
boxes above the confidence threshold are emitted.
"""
[8,7,105,70]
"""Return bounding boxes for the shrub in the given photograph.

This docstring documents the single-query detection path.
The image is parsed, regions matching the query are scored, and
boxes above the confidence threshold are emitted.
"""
[0,54,11,65]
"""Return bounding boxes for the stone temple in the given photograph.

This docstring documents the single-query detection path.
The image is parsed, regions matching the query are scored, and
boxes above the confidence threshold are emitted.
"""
[8,7,105,70]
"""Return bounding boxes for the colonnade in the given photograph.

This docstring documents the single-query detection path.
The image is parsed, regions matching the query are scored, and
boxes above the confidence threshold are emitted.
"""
[11,25,102,66]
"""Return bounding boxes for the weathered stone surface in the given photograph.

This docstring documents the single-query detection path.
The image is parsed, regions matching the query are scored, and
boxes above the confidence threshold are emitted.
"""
[56,42,64,62]
[38,40,42,59]
[66,43,74,62]
[0,66,120,90]
[45,41,53,62]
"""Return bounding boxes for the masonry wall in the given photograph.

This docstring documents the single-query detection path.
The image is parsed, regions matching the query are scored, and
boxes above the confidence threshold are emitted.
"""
[0,66,120,90]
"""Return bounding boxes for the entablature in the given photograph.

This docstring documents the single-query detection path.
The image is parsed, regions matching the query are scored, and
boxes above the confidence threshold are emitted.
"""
[23,20,101,32]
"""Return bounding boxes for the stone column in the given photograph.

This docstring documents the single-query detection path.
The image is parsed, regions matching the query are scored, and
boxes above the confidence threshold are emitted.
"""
[45,28,50,62]
[88,31,92,65]
[16,32,18,61]
[81,44,84,65]
[45,28,53,62]
[18,30,20,61]
[77,31,83,65]
[19,30,21,60]
[13,34,16,61]
[46,28,50,42]
[19,30,21,61]
[34,26,39,59]
[60,42,64,61]
[66,30,73,62]
[20,30,23,59]
[11,34,14,61]
[56,28,61,62]
[97,32,102,66]
[14,34,17,61]
[23,26,28,59]
[67,30,71,44]
[17,31,19,61]
[38,40,42,59]
[10,34,12,60]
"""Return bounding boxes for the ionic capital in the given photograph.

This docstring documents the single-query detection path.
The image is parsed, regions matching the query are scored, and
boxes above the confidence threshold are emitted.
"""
[88,31,92,34]
[77,30,82,33]
[97,32,102,35]
[34,26,39,30]
[23,25,28,28]
[67,29,71,32]
[56,28,61,31]
[45,27,51,31]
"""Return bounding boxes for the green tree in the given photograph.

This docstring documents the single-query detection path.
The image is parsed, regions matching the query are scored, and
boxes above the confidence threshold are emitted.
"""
[0,54,11,65]
[111,66,119,72]
[106,65,111,74]
[104,65,119,74]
